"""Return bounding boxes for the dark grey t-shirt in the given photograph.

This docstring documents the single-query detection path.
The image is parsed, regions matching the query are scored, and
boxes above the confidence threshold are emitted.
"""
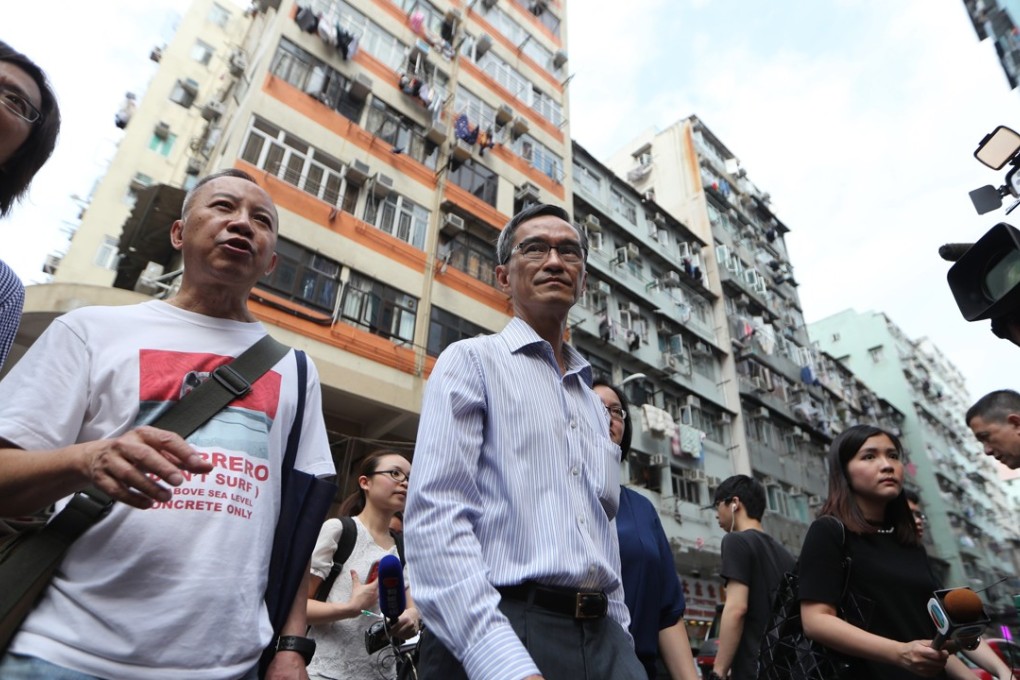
[719,529,796,680]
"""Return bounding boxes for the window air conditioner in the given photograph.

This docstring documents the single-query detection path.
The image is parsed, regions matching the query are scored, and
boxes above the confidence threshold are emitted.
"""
[153,121,171,140]
[186,157,203,176]
[442,213,465,235]
[200,100,224,122]
[475,34,493,59]
[552,49,568,69]
[181,78,200,96]
[626,243,640,260]
[649,454,667,467]
[757,406,770,419]
[685,395,701,408]
[809,495,823,506]
[510,116,529,141]
[129,173,152,193]
[720,413,732,424]
[515,182,540,203]
[496,103,514,127]
[627,301,641,316]
[707,475,721,488]
[345,159,372,184]
[371,173,394,197]
[595,280,611,295]
[688,469,707,483]
[661,352,678,372]
[427,121,448,145]
[229,51,248,78]
[662,271,681,288]
[584,214,601,232]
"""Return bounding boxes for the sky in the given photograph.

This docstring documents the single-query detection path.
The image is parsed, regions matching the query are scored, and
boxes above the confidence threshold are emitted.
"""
[4,0,1019,403]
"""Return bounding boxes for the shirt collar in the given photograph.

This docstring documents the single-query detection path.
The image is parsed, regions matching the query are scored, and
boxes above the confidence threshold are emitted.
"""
[500,317,592,384]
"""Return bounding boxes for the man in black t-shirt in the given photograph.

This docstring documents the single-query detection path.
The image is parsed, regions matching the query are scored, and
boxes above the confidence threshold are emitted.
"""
[708,475,795,680]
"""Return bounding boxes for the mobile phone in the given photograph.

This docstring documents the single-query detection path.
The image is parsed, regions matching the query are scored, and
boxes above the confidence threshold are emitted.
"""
[367,560,379,583]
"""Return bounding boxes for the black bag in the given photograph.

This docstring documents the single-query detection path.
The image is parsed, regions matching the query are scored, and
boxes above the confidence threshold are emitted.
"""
[259,350,336,678]
[756,518,872,680]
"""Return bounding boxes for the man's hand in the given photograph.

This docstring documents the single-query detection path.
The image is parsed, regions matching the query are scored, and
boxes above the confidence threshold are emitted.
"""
[80,425,212,509]
[264,650,308,680]
[389,606,421,640]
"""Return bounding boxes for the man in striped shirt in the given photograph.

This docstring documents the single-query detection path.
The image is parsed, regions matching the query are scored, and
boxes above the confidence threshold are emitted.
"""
[405,204,645,680]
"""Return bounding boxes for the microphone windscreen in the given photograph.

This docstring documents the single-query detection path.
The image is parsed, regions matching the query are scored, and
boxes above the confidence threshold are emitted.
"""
[943,588,984,622]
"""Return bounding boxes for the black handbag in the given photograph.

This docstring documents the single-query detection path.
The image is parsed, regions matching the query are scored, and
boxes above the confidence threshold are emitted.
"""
[0,334,292,657]
[756,518,872,680]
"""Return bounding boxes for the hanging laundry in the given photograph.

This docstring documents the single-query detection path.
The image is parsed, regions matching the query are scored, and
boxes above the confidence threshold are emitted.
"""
[766,228,777,242]
[678,424,704,458]
[800,365,820,386]
[477,127,495,155]
[409,10,425,34]
[626,329,640,352]
[295,6,319,32]
[454,113,479,144]
[337,29,358,59]
[317,4,339,46]
[417,81,432,107]
[641,404,676,438]
[441,17,456,42]
[114,93,136,129]
[599,316,611,342]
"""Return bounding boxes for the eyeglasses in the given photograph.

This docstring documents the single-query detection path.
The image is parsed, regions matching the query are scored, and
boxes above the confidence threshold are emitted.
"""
[509,239,585,264]
[912,511,927,522]
[604,405,627,421]
[369,468,410,484]
[0,85,42,124]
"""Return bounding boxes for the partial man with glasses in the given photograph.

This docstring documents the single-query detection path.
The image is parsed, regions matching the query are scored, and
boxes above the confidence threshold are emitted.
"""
[0,40,61,369]
[406,204,647,680]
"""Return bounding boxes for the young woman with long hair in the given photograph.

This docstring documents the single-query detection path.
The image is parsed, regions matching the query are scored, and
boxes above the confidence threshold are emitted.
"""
[798,425,974,679]
[305,450,419,680]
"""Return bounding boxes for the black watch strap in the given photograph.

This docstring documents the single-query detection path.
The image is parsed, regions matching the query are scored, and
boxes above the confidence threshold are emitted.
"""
[275,635,316,665]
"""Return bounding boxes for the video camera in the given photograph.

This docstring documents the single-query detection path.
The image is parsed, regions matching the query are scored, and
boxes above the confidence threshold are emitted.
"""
[942,126,1020,341]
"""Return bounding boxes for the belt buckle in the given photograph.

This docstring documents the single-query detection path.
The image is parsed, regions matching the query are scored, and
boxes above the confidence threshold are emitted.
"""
[574,591,605,619]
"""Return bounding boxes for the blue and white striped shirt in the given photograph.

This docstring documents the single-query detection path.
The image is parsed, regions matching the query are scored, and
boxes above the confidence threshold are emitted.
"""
[0,259,24,370]
[405,317,629,680]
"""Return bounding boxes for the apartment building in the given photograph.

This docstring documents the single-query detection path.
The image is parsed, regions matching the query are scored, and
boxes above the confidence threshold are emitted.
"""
[811,309,1020,612]
[603,117,906,560]
[28,0,571,463]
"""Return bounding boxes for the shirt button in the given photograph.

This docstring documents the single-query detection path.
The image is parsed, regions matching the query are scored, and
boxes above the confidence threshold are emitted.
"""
[572,467,580,476]
[578,516,585,524]
[588,566,596,574]
[570,420,577,429]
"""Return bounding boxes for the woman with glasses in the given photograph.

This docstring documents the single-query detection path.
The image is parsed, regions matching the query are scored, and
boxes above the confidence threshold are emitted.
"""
[0,41,60,370]
[306,450,420,679]
[592,382,699,680]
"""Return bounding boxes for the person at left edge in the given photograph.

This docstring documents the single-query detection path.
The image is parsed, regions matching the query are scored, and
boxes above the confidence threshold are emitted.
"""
[0,169,335,680]
[405,203,646,680]
[0,40,61,369]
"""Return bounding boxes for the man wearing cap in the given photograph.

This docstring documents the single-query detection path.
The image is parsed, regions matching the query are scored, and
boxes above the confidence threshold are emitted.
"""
[707,475,794,680]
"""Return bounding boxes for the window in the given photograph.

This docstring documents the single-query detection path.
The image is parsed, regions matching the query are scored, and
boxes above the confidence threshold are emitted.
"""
[207,3,231,28]
[338,1,408,71]
[428,306,488,356]
[191,39,215,66]
[362,193,430,250]
[671,474,702,505]
[869,345,884,363]
[479,5,555,69]
[445,231,499,288]
[148,132,176,157]
[449,158,498,206]
[510,0,561,36]
[365,98,438,169]
[240,117,357,211]
[573,162,601,196]
[270,39,365,122]
[260,237,341,312]
[475,50,563,126]
[340,272,418,344]
[610,188,637,224]
[94,235,120,270]
[169,79,198,108]
[511,134,563,182]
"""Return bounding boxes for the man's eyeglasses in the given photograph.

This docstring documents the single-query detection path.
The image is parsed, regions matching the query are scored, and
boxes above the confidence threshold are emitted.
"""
[0,85,42,124]
[912,511,927,522]
[604,405,627,421]
[510,239,585,264]
[369,468,410,484]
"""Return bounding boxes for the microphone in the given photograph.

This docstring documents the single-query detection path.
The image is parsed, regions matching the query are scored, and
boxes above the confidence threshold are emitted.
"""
[377,554,406,626]
[938,243,974,262]
[927,587,989,651]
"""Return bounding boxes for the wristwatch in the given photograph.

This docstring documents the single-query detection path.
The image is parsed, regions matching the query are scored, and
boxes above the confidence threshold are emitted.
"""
[275,635,316,665]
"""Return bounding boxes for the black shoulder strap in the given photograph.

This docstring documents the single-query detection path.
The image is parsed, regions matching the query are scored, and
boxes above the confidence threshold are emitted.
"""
[315,517,358,601]
[391,529,405,565]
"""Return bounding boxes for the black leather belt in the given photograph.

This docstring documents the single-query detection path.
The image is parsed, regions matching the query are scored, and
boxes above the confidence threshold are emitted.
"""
[497,582,608,619]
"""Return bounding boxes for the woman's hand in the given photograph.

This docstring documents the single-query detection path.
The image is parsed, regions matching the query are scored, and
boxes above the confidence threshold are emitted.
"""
[349,569,378,613]
[389,605,421,640]
[895,640,949,677]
